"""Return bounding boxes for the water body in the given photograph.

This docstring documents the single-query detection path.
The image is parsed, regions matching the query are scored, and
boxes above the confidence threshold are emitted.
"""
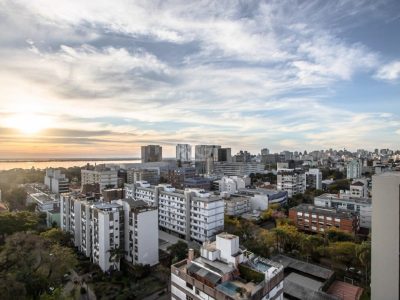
[0,159,142,170]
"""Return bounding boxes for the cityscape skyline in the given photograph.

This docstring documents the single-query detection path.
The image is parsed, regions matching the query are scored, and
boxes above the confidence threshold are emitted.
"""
[0,0,399,158]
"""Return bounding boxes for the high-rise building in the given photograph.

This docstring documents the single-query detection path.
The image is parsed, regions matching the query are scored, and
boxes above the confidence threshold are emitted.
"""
[371,172,400,299]
[194,145,221,174]
[44,168,69,194]
[261,148,270,155]
[176,144,192,162]
[217,147,232,162]
[305,168,322,190]
[346,159,362,179]
[171,233,284,300]
[60,194,159,272]
[81,167,118,193]
[141,145,162,163]
[125,183,224,242]
[277,169,306,197]
[126,168,160,185]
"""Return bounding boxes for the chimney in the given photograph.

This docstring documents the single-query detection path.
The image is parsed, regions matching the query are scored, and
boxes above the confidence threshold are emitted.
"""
[188,248,194,263]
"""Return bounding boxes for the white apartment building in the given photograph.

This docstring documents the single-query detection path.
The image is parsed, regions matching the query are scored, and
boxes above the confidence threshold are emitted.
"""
[277,169,306,197]
[176,144,192,162]
[44,169,69,194]
[346,159,362,179]
[171,233,284,300]
[91,202,123,272]
[223,195,251,216]
[115,199,159,267]
[213,162,264,177]
[314,193,372,228]
[27,192,59,212]
[60,193,159,272]
[81,168,118,192]
[125,183,224,242]
[371,172,400,300]
[349,180,369,198]
[215,176,250,194]
[305,168,322,190]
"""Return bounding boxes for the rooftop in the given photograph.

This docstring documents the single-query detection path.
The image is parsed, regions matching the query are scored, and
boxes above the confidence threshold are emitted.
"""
[93,202,121,210]
[315,193,371,205]
[291,204,358,219]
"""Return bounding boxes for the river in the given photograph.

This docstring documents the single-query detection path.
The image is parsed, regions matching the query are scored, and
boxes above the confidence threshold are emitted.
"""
[0,159,142,170]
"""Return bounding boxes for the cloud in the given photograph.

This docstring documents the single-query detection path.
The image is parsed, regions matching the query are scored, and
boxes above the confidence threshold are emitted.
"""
[0,0,399,157]
[375,61,400,81]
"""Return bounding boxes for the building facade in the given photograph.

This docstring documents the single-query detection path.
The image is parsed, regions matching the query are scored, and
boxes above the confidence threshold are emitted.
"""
[125,183,224,242]
[314,193,372,228]
[81,168,118,193]
[44,169,69,194]
[289,204,360,234]
[60,193,159,272]
[171,233,284,300]
[305,168,322,190]
[277,169,306,197]
[141,145,162,163]
[176,144,192,162]
[346,159,362,179]
[371,172,400,300]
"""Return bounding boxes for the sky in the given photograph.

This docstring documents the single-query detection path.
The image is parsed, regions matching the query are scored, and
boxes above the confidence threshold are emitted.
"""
[0,0,399,158]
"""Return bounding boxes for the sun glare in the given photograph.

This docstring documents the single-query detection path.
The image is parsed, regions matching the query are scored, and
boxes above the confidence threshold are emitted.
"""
[5,113,50,135]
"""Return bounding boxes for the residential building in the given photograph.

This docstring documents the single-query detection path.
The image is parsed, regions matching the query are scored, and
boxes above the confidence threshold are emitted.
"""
[115,199,159,267]
[102,188,125,202]
[277,169,306,197]
[347,159,362,179]
[183,177,212,190]
[261,148,270,155]
[195,145,221,174]
[171,233,284,300]
[371,172,400,300]
[215,176,250,194]
[349,180,368,198]
[44,168,69,194]
[223,195,251,216]
[176,144,192,162]
[233,150,252,163]
[217,147,232,162]
[126,168,160,185]
[60,193,159,272]
[238,188,288,210]
[165,167,196,189]
[289,204,360,234]
[314,193,372,228]
[213,161,264,177]
[305,168,322,190]
[81,167,118,193]
[91,202,124,272]
[141,145,162,163]
[125,183,224,242]
[27,192,59,212]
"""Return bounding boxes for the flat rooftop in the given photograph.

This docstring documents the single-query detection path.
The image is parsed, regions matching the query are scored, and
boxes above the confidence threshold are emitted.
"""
[291,204,358,219]
[316,193,371,205]
[93,202,121,210]
[272,255,334,280]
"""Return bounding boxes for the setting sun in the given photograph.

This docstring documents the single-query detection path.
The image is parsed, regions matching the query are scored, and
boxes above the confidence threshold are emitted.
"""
[5,112,50,134]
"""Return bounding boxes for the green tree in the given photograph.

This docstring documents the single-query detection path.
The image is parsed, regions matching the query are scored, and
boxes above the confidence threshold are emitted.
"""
[326,227,353,242]
[0,232,77,299]
[356,241,371,285]
[0,211,41,244]
[325,241,357,269]
[108,246,127,271]
[167,241,188,263]
[40,228,73,247]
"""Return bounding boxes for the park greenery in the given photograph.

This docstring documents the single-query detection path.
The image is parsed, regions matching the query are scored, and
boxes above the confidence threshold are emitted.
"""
[0,212,77,300]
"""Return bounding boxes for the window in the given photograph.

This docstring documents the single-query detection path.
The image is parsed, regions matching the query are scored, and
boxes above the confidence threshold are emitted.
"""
[186,282,193,289]
[186,296,194,300]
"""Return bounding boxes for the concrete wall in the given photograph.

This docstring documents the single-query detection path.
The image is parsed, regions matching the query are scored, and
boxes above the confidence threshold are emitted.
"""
[372,173,400,300]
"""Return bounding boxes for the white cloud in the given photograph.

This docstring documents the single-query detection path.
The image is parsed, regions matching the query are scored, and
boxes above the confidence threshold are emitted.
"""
[375,61,400,81]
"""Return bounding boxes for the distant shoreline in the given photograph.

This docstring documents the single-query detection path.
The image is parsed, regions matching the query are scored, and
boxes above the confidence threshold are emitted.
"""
[0,158,141,163]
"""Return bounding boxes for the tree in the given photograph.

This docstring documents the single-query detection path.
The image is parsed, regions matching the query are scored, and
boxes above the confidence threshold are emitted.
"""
[167,241,188,263]
[326,227,353,242]
[0,232,77,298]
[325,241,357,269]
[40,228,73,247]
[108,246,127,271]
[356,241,371,285]
[0,211,41,244]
